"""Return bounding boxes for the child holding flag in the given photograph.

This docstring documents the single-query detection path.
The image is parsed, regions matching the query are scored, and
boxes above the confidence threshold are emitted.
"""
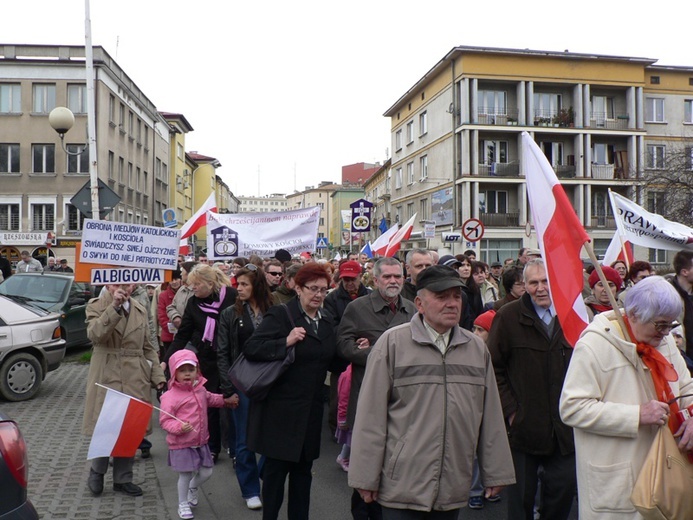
[160,350,238,519]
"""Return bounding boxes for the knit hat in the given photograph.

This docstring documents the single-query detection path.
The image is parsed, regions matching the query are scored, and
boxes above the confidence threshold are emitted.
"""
[589,265,623,290]
[274,249,292,263]
[474,310,496,332]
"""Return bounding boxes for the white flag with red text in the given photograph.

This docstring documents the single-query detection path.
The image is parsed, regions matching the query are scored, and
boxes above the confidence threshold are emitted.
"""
[522,132,590,346]
[180,193,217,240]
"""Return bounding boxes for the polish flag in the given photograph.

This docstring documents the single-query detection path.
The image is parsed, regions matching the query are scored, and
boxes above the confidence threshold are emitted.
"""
[180,193,217,240]
[602,233,634,268]
[522,132,590,346]
[87,386,153,460]
[371,223,399,256]
[385,214,417,257]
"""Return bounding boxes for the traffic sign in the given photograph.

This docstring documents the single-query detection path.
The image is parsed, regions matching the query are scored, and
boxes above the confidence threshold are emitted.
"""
[70,179,121,219]
[162,208,177,228]
[316,237,328,249]
[462,218,485,242]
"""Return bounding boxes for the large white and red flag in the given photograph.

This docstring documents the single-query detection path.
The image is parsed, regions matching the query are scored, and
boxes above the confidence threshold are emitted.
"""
[87,385,153,460]
[385,214,417,257]
[522,132,590,346]
[602,232,634,268]
[180,192,217,240]
[371,223,399,257]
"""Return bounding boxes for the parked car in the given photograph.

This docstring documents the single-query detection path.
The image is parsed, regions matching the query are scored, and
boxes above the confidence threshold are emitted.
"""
[0,295,65,401]
[0,273,93,349]
[0,411,38,519]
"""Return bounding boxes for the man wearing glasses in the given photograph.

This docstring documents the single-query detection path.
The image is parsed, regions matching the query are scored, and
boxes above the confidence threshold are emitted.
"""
[264,259,284,292]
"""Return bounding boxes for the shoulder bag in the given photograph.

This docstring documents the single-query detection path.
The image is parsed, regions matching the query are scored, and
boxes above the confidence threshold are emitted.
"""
[631,424,693,519]
[228,304,296,401]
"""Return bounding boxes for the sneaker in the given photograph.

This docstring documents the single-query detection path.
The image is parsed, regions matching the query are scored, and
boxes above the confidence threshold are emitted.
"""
[178,502,194,519]
[187,487,199,507]
[336,455,349,472]
[486,493,501,503]
[468,496,484,509]
[246,496,262,510]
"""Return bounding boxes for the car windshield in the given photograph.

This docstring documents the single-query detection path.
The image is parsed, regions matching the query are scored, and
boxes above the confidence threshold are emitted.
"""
[0,275,70,306]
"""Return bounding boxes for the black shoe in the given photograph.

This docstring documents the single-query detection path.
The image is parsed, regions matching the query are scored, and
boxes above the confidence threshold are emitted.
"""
[140,447,151,459]
[113,482,143,496]
[87,469,104,496]
[211,452,219,464]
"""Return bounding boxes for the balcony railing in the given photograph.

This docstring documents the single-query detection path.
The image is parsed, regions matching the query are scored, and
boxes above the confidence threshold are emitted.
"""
[591,164,615,179]
[590,215,616,228]
[477,107,520,126]
[480,212,520,227]
[478,161,521,177]
[555,165,576,178]
[590,112,629,130]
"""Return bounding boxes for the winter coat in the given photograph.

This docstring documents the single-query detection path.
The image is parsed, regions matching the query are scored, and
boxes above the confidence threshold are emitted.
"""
[348,314,515,511]
[82,290,165,435]
[337,290,416,428]
[560,311,693,519]
[323,282,370,326]
[486,292,575,456]
[337,364,352,426]
[243,297,342,462]
[166,284,194,324]
[271,285,295,305]
[157,285,178,343]
[159,350,226,450]
[216,304,258,397]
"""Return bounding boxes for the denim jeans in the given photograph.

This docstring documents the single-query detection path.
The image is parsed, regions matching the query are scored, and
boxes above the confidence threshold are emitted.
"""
[469,457,483,498]
[233,392,261,498]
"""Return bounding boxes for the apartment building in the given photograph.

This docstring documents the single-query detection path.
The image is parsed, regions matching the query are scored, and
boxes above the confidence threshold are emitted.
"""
[238,194,288,213]
[0,44,170,264]
[383,45,693,265]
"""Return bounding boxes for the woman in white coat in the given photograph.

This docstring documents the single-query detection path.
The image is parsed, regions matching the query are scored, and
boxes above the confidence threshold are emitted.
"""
[560,276,693,519]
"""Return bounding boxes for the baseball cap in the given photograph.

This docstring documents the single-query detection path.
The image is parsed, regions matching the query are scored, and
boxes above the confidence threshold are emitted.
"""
[490,261,502,268]
[438,255,462,269]
[416,265,464,293]
[526,248,542,257]
[339,261,362,279]
[60,258,68,264]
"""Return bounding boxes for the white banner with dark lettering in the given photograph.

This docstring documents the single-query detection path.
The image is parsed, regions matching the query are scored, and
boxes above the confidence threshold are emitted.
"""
[81,219,181,269]
[206,207,320,259]
[609,190,693,251]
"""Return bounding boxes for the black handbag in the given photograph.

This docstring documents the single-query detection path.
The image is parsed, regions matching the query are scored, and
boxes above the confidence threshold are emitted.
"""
[228,304,296,401]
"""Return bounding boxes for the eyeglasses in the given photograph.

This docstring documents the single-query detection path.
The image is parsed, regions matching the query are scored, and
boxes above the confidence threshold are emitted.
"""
[267,271,282,277]
[303,285,328,295]
[651,321,677,334]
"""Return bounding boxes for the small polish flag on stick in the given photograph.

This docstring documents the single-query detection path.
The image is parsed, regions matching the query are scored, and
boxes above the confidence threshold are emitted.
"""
[87,384,189,460]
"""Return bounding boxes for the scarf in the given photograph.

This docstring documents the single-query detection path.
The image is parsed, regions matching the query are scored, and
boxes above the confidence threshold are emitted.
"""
[623,317,683,435]
[590,302,612,314]
[199,285,226,346]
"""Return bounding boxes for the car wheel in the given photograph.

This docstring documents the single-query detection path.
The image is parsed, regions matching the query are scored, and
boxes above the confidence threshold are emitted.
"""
[0,353,43,402]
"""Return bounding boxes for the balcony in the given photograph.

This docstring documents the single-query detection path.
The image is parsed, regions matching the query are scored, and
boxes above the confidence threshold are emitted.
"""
[591,164,615,179]
[480,212,520,227]
[478,161,521,177]
[590,215,616,228]
[477,107,520,126]
[555,165,576,178]
[590,112,629,130]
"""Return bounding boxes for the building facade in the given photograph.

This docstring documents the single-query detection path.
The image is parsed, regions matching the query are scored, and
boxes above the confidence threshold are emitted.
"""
[237,194,288,213]
[383,45,693,266]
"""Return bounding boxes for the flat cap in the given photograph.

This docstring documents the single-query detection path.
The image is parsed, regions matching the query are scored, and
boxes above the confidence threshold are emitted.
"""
[416,265,464,293]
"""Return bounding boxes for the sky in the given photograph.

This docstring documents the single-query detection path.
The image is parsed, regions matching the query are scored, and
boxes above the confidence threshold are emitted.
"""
[3,1,690,198]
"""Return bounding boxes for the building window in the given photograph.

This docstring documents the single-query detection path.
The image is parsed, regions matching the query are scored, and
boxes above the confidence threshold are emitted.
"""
[646,144,666,169]
[67,145,88,173]
[119,103,125,128]
[420,155,428,181]
[118,157,124,183]
[144,126,149,149]
[406,121,414,144]
[479,190,508,214]
[108,151,114,179]
[534,93,561,121]
[0,84,21,114]
[395,167,402,189]
[177,143,184,160]
[319,217,325,226]
[128,210,134,223]
[407,202,415,219]
[0,144,20,173]
[128,162,133,187]
[591,96,614,125]
[67,84,87,114]
[136,167,141,191]
[419,198,428,220]
[650,76,660,85]
[32,84,56,113]
[109,94,115,123]
[645,98,665,122]
[419,111,428,135]
[685,100,693,124]
[32,144,55,173]
[395,130,402,151]
[407,162,414,185]
[0,204,19,231]
[66,204,85,232]
[143,171,149,195]
[480,140,508,165]
[479,238,521,265]
[128,112,134,135]
[31,203,54,231]
[593,143,614,165]
[478,90,507,116]
[317,202,325,209]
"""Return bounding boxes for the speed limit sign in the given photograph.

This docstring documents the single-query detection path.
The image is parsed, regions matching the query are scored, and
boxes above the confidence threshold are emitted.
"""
[462,218,485,242]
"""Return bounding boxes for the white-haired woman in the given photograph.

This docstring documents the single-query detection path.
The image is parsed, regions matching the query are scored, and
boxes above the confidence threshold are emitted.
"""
[560,276,693,519]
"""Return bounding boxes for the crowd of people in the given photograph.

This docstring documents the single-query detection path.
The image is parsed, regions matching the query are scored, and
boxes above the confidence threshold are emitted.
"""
[80,245,693,520]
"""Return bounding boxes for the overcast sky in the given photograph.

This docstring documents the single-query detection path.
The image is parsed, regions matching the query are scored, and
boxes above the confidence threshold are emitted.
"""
[4,1,690,198]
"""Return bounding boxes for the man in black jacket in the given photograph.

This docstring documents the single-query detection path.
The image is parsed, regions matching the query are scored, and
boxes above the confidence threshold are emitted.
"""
[487,258,576,520]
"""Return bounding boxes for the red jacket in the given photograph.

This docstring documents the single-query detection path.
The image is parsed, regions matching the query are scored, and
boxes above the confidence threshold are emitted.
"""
[158,286,178,343]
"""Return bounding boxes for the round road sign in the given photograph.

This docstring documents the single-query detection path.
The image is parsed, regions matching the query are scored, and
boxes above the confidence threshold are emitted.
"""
[462,218,485,242]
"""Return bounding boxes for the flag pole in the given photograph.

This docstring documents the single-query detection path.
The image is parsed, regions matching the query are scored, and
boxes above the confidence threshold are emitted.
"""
[607,188,631,271]
[583,242,632,342]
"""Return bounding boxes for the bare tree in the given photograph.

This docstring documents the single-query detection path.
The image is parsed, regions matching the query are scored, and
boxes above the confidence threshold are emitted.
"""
[641,145,693,227]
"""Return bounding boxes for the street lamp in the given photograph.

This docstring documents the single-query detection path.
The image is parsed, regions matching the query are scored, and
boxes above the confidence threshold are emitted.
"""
[48,107,87,156]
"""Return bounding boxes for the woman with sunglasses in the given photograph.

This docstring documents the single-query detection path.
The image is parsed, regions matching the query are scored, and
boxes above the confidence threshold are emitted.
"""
[216,264,272,510]
[242,263,345,520]
[560,276,693,520]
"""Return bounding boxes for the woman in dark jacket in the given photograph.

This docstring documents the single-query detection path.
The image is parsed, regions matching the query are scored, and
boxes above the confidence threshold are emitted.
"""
[243,262,343,520]
[217,264,273,510]
[165,263,237,461]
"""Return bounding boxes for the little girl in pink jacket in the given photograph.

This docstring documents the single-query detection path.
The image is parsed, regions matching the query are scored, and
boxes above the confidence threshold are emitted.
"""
[160,350,238,519]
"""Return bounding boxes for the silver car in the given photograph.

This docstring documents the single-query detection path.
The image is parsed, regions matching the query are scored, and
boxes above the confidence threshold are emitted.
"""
[0,295,66,402]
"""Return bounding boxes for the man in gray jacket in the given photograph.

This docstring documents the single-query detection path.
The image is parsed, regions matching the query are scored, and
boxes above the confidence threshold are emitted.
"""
[349,265,515,519]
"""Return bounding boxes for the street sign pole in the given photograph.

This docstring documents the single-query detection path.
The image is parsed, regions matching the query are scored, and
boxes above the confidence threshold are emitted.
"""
[85,0,100,218]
